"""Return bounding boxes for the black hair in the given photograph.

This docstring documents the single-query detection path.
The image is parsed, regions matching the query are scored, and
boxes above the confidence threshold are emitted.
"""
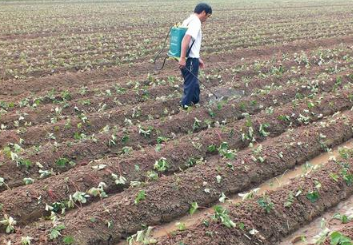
[194,3,212,15]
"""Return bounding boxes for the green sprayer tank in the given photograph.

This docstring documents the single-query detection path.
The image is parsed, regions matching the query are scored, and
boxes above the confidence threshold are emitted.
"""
[168,26,188,59]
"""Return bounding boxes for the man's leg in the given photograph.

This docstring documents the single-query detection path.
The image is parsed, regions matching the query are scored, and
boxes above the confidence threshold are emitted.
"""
[181,58,200,107]
[181,58,195,107]
[192,82,200,104]
[190,58,200,104]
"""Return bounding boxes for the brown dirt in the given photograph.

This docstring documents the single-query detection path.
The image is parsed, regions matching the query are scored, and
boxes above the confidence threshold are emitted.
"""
[1,56,351,149]
[2,101,353,244]
[2,81,353,226]
[156,158,353,245]
[2,2,353,245]
[0,68,350,194]
[1,72,351,192]
[321,221,353,245]
[1,35,352,101]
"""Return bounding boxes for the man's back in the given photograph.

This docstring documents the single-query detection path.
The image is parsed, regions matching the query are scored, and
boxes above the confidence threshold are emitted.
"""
[182,14,202,58]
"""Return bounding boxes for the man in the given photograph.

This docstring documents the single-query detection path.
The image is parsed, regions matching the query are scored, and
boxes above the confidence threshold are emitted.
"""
[179,3,212,109]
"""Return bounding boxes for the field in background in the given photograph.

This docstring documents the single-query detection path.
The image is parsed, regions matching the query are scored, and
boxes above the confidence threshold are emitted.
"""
[1,0,353,244]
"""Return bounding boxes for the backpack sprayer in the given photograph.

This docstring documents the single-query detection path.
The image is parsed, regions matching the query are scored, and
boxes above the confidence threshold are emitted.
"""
[153,23,219,99]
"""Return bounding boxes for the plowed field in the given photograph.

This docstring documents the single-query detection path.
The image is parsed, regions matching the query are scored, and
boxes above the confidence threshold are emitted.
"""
[1,0,353,244]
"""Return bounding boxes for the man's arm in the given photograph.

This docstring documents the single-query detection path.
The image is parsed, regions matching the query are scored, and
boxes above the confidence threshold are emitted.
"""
[179,34,192,69]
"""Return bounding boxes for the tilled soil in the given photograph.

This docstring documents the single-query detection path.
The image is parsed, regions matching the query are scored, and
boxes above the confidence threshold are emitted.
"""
[2,106,353,244]
[1,85,353,226]
[156,158,353,245]
[1,35,352,100]
[2,46,351,133]
[1,3,353,244]
[1,75,352,193]
[322,222,353,245]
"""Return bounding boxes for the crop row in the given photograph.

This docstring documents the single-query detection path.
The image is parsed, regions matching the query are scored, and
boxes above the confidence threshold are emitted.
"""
[2,96,353,244]
[1,65,352,193]
[1,46,351,137]
[0,57,352,152]
[1,35,351,104]
[0,77,352,228]
[157,153,353,245]
[1,1,350,36]
[1,40,351,114]
[1,19,349,63]
[2,28,352,80]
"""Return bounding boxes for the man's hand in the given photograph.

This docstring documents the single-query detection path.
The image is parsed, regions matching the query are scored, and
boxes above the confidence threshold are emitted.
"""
[199,58,205,69]
[179,57,186,69]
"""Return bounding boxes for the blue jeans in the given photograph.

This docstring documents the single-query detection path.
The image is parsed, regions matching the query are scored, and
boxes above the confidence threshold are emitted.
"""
[181,58,200,107]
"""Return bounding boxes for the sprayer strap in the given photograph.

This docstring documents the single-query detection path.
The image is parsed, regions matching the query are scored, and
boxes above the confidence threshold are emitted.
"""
[153,26,172,71]
[186,39,195,58]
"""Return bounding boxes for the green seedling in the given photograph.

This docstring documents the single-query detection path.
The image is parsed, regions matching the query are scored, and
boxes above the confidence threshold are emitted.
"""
[306,190,320,203]
[258,195,274,213]
[175,222,186,231]
[127,226,156,245]
[88,182,108,198]
[330,231,353,245]
[212,206,236,228]
[192,117,202,131]
[259,123,270,137]
[63,236,75,244]
[146,171,158,181]
[284,192,294,207]
[49,224,65,240]
[333,213,352,224]
[154,157,169,172]
[72,191,89,204]
[0,214,17,233]
[23,178,34,185]
[138,125,153,138]
[21,236,33,245]
[112,173,127,185]
[135,190,146,204]
[189,202,199,215]
[218,142,237,160]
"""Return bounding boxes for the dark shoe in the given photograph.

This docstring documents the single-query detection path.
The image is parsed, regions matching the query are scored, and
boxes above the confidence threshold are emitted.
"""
[180,104,189,110]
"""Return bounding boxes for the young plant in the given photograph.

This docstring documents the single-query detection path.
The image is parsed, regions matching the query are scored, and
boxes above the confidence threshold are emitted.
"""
[49,224,66,240]
[259,123,270,137]
[258,195,274,213]
[39,169,53,178]
[218,142,237,160]
[112,173,127,185]
[175,222,186,231]
[238,188,260,200]
[23,178,34,185]
[72,191,90,204]
[251,144,266,163]
[333,213,352,224]
[0,214,17,233]
[56,158,74,168]
[212,206,236,228]
[138,125,153,138]
[189,202,199,215]
[284,192,294,207]
[134,190,146,204]
[330,231,353,245]
[21,236,33,245]
[63,236,75,244]
[146,171,158,181]
[127,226,156,245]
[88,182,108,198]
[306,190,320,203]
[192,117,202,131]
[154,157,169,172]
[108,134,117,147]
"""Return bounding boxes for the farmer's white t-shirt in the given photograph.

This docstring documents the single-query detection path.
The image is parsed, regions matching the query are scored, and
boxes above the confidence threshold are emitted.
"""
[182,14,202,58]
